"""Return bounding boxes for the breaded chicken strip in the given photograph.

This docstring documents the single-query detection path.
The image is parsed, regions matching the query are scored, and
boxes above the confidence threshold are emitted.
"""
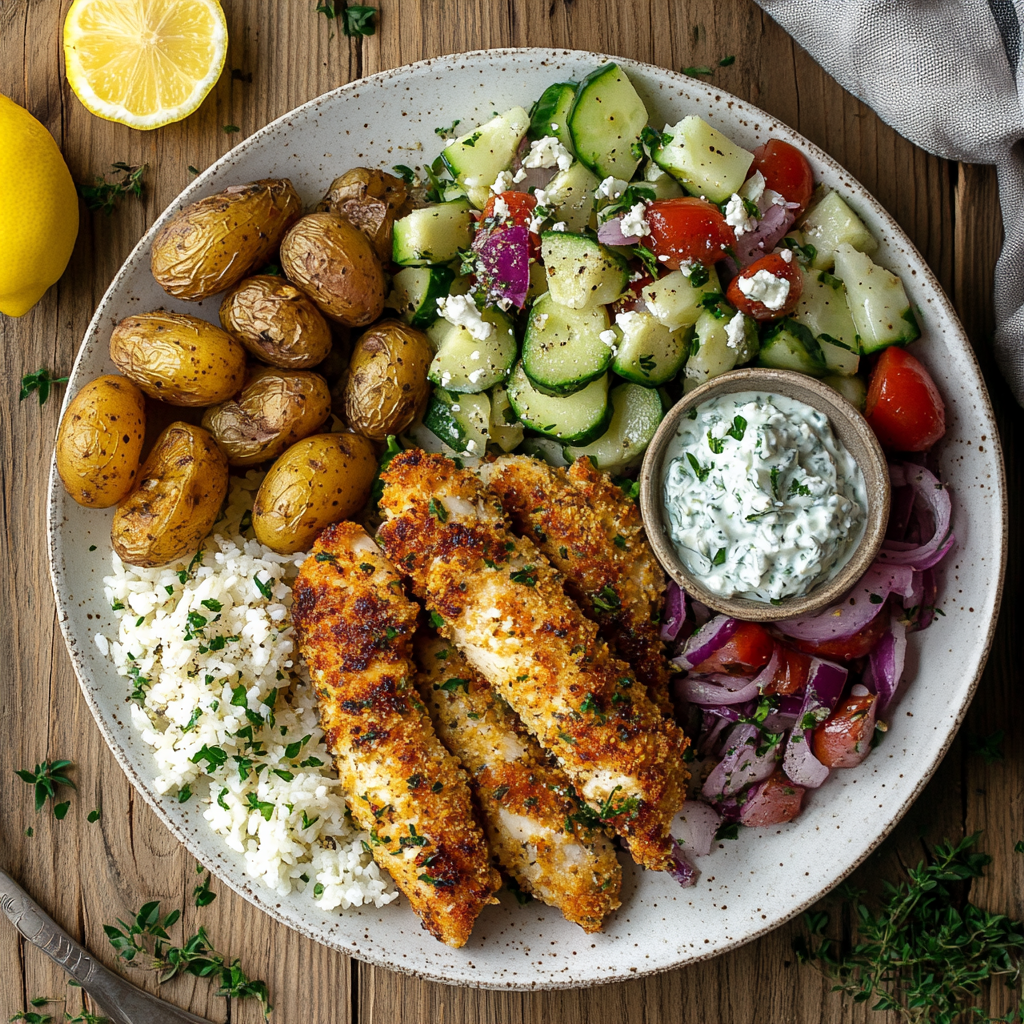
[291,522,500,947]
[377,450,688,872]
[480,455,674,716]
[416,633,622,932]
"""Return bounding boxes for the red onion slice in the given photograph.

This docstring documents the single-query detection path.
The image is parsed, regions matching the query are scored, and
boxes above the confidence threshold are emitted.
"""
[878,463,954,571]
[661,581,687,642]
[472,224,530,309]
[669,840,700,887]
[869,612,907,710]
[678,615,738,669]
[752,646,781,691]
[680,675,760,706]
[672,800,721,857]
[597,216,643,247]
[734,202,796,267]
[782,658,847,789]
[702,723,779,801]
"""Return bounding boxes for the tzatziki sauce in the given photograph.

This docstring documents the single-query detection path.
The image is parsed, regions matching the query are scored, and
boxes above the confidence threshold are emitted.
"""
[661,391,866,602]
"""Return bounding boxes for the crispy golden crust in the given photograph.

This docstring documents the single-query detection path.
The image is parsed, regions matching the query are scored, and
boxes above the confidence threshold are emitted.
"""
[480,455,675,716]
[378,450,688,871]
[291,522,500,947]
[416,634,622,933]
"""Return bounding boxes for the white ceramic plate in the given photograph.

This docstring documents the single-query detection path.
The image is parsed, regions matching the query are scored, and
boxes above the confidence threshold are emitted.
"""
[47,48,1006,989]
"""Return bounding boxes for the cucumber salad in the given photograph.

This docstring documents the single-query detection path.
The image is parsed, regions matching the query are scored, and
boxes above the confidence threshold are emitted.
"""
[383,62,922,471]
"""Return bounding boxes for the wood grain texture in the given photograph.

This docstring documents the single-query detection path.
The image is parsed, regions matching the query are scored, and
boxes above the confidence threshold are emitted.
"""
[0,2,1016,1022]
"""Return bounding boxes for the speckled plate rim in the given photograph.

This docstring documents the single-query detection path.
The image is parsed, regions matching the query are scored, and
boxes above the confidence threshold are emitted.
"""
[45,48,1007,990]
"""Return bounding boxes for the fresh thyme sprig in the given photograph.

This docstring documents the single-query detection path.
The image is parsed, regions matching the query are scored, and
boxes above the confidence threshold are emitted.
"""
[20,369,69,406]
[15,760,75,815]
[76,163,146,215]
[316,2,377,36]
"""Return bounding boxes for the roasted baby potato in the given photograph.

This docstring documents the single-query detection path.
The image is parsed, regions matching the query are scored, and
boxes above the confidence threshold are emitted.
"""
[150,179,302,301]
[252,432,377,553]
[339,319,432,441]
[111,422,229,568]
[56,375,146,508]
[201,368,332,466]
[316,167,412,262]
[109,311,247,407]
[219,274,334,369]
[279,212,385,327]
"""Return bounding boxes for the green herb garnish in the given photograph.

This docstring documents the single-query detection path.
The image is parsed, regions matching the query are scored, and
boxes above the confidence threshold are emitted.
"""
[77,162,146,214]
[15,760,75,814]
[20,368,69,406]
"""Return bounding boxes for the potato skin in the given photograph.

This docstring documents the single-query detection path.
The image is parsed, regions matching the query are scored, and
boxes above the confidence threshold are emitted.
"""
[56,375,146,508]
[316,167,412,262]
[111,422,229,568]
[219,274,334,368]
[110,311,247,407]
[201,368,332,466]
[279,212,385,327]
[252,432,377,553]
[151,179,302,301]
[340,318,432,441]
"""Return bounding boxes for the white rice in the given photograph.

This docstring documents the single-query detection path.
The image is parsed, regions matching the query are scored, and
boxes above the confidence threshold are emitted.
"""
[95,471,399,913]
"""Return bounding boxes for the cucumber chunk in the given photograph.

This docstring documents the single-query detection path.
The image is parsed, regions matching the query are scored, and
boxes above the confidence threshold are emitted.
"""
[428,306,517,393]
[800,189,878,270]
[386,266,455,327]
[441,107,531,209]
[757,319,828,377]
[568,63,648,181]
[641,266,722,330]
[685,307,745,383]
[393,201,472,265]
[791,264,861,374]
[529,82,577,154]
[488,383,525,452]
[519,437,570,467]
[653,115,754,203]
[527,260,548,303]
[642,162,685,199]
[833,244,920,353]
[423,388,491,456]
[821,373,867,411]
[564,382,663,471]
[611,310,689,385]
[522,292,613,395]
[543,160,600,233]
[540,231,629,309]
[507,362,610,443]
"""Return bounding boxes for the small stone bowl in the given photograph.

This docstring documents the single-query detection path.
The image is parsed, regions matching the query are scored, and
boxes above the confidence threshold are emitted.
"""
[639,367,891,623]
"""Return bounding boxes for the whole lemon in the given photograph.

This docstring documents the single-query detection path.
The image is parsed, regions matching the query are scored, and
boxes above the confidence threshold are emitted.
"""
[0,94,79,317]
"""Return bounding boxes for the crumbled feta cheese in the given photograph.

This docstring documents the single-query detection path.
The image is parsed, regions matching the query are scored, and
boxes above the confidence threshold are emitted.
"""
[739,170,766,205]
[779,248,794,263]
[620,201,651,238]
[440,370,453,386]
[490,170,513,194]
[551,221,567,232]
[527,214,546,234]
[550,123,559,132]
[512,167,528,184]
[724,193,757,236]
[768,189,787,206]
[465,438,478,452]
[491,196,510,220]
[470,350,481,361]
[629,270,646,282]
[595,176,629,200]
[451,404,461,412]
[614,310,642,331]
[437,294,494,340]
[533,188,550,207]
[725,310,747,349]
[523,135,573,173]
[467,370,486,385]
[658,254,671,262]
[534,313,549,329]
[599,328,618,347]
[679,260,696,278]
[737,269,791,310]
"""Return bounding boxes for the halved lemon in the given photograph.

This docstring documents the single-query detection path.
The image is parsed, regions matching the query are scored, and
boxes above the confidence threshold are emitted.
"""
[64,0,228,130]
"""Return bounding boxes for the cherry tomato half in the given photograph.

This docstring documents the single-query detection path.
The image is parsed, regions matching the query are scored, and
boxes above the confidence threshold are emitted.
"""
[812,693,878,768]
[865,346,946,452]
[741,770,805,827]
[725,252,803,321]
[479,191,540,253]
[761,645,812,696]
[788,607,890,661]
[693,622,775,676]
[751,139,814,217]
[646,197,736,269]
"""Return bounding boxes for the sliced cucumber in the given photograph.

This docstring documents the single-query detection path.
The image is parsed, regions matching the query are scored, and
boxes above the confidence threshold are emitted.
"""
[423,388,491,457]
[522,292,613,395]
[519,436,569,467]
[507,362,610,443]
[428,306,517,393]
[641,266,722,331]
[386,266,455,327]
[791,264,861,374]
[567,63,648,181]
[441,107,531,209]
[442,183,469,202]
[653,115,754,204]
[529,82,577,154]
[821,374,867,411]
[544,160,600,234]
[527,260,547,303]
[564,382,662,471]
[540,232,628,309]
[726,310,760,365]
[757,319,828,377]
[642,162,685,199]
[393,201,473,266]
[800,189,878,270]
[832,244,919,353]
[685,308,743,384]
[488,383,525,452]
[611,310,689,385]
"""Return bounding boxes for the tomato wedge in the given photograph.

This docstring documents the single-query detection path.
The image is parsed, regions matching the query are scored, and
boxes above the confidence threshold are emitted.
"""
[692,622,775,676]
[787,608,890,661]
[479,191,540,253]
[761,645,812,696]
[725,251,802,321]
[646,197,735,269]
[751,139,814,216]
[865,346,946,452]
[813,693,878,768]
[741,770,805,827]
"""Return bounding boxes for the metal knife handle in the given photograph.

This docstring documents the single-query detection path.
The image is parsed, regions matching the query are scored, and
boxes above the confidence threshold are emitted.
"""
[0,868,211,1024]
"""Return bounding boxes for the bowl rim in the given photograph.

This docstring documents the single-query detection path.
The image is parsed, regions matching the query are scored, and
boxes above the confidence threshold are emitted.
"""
[639,367,892,622]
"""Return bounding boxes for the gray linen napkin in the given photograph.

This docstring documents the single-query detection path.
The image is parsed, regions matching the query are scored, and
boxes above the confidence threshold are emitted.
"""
[755,0,1024,402]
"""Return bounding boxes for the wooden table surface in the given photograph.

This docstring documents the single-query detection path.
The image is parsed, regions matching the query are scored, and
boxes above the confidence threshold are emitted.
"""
[1,1,1021,1021]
